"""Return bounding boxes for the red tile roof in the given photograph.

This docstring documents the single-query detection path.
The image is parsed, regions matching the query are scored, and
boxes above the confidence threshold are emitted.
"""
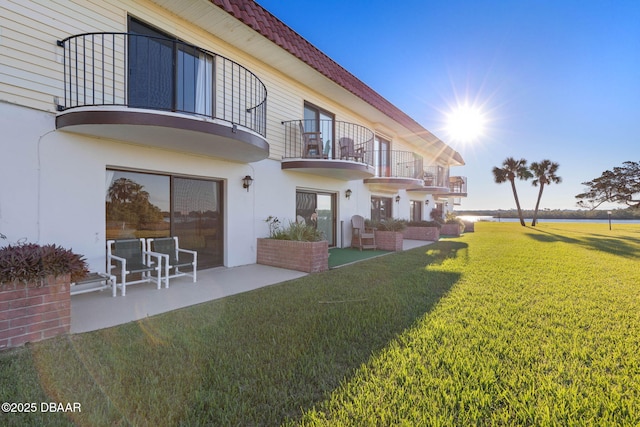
[210,0,463,164]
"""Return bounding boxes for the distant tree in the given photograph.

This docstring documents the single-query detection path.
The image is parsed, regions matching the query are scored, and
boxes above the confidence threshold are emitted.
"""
[492,157,533,226]
[576,161,640,209]
[530,160,562,226]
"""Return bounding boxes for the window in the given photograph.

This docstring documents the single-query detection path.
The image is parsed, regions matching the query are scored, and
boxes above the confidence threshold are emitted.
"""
[304,103,334,158]
[128,17,213,116]
[106,170,223,268]
[371,196,392,222]
[410,200,422,222]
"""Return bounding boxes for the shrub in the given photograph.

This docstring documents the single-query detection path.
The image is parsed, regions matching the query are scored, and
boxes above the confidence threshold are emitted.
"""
[368,218,407,232]
[274,221,324,242]
[0,243,89,285]
[444,213,465,234]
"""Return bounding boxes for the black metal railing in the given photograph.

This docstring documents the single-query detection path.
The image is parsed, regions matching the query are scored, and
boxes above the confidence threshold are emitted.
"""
[282,119,374,165]
[373,150,424,179]
[449,176,468,194]
[57,33,267,137]
[423,165,450,188]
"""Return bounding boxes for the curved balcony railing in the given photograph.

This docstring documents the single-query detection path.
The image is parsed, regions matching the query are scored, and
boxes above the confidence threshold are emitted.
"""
[423,166,450,188]
[449,176,468,194]
[282,119,374,165]
[57,33,267,136]
[373,150,424,180]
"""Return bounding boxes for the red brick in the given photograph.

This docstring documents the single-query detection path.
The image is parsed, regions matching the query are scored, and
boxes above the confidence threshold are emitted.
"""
[9,295,43,309]
[0,326,27,340]
[10,331,43,347]
[42,325,69,339]
[0,307,28,321]
[10,313,44,328]
[0,288,27,301]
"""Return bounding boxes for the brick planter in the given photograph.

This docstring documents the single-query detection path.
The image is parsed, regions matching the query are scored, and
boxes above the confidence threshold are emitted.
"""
[440,223,462,237]
[463,221,475,232]
[0,274,71,349]
[257,239,328,273]
[374,230,404,251]
[402,226,440,241]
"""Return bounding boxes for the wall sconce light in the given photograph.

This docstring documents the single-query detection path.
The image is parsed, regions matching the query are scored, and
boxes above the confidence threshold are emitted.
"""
[345,189,352,199]
[395,195,401,203]
[424,199,430,205]
[242,175,253,192]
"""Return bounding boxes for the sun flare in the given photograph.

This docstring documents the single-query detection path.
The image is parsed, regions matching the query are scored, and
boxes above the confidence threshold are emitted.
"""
[445,104,486,143]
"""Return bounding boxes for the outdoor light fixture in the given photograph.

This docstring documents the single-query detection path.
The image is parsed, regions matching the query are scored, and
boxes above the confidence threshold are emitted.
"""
[395,195,401,203]
[345,189,352,199]
[425,199,430,205]
[242,175,253,192]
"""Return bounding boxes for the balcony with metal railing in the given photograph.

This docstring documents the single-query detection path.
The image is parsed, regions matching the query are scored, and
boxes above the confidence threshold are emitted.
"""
[407,165,451,195]
[281,120,375,180]
[55,32,269,162]
[447,176,468,197]
[363,151,425,191]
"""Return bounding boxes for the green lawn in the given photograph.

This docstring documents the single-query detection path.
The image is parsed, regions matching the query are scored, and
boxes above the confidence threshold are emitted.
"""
[1,222,639,426]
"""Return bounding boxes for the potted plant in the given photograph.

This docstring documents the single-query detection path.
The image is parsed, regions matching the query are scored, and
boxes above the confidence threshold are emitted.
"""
[403,220,441,241]
[0,238,88,348]
[440,213,465,237]
[369,218,406,251]
[257,217,328,273]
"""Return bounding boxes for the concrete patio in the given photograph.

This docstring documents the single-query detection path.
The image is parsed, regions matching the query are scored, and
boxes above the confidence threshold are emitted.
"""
[71,239,434,334]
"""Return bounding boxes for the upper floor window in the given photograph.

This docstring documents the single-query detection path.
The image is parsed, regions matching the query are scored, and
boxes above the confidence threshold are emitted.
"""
[128,17,213,116]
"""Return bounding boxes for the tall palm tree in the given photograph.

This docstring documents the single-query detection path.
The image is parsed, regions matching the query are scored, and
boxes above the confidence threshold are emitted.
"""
[530,160,561,226]
[492,157,533,226]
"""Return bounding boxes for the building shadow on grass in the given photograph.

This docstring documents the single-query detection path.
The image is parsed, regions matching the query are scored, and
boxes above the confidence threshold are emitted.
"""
[524,227,640,259]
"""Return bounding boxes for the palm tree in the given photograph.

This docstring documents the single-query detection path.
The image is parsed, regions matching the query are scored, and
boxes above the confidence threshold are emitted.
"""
[492,157,533,226]
[530,160,561,226]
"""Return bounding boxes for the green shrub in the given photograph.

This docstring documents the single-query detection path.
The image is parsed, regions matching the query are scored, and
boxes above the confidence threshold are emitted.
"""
[368,218,407,232]
[444,213,465,233]
[0,243,89,285]
[274,221,324,242]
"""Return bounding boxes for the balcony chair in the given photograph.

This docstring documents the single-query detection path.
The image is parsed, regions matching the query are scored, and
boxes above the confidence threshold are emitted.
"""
[147,237,197,288]
[339,137,364,162]
[351,215,377,251]
[299,122,322,158]
[107,238,163,296]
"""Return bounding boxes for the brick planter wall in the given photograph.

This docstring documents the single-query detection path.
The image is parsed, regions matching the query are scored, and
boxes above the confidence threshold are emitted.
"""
[463,221,475,232]
[374,230,404,251]
[257,239,328,273]
[0,274,71,349]
[440,223,462,237]
[402,226,440,241]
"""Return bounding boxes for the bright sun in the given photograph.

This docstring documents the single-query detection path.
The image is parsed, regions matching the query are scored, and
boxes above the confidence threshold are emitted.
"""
[445,104,486,143]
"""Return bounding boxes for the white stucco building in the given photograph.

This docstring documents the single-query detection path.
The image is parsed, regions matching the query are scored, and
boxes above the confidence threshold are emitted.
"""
[0,0,467,272]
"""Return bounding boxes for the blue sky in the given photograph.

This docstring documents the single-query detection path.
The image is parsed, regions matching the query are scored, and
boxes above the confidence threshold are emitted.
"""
[256,0,640,211]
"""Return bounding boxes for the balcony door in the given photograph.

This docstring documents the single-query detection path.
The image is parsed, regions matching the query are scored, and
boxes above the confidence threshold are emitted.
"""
[128,17,213,116]
[296,190,336,246]
[304,103,334,158]
[375,136,391,177]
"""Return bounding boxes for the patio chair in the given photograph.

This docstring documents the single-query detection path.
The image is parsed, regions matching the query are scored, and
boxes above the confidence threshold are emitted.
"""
[107,238,163,296]
[339,137,364,162]
[299,121,322,158]
[147,237,197,288]
[351,215,376,251]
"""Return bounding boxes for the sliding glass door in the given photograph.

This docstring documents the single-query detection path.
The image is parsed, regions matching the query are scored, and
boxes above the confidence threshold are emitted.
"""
[296,190,336,246]
[106,170,223,268]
